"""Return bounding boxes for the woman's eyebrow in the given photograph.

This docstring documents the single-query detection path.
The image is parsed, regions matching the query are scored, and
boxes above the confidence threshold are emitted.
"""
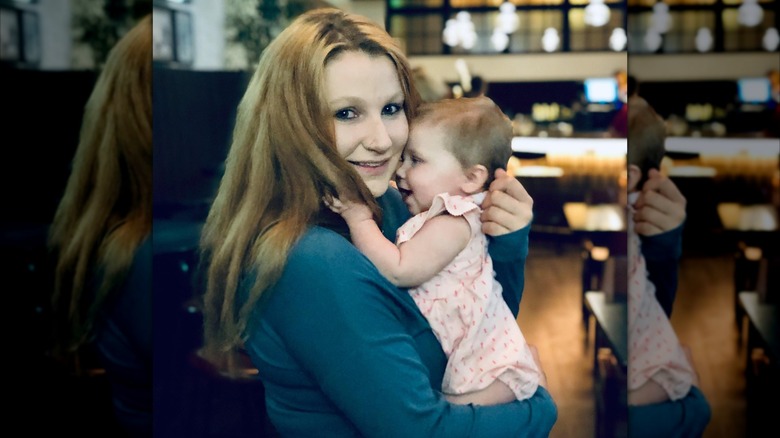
[328,96,363,107]
[328,91,403,107]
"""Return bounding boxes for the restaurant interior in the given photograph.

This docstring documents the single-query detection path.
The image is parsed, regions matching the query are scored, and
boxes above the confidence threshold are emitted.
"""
[2,0,777,437]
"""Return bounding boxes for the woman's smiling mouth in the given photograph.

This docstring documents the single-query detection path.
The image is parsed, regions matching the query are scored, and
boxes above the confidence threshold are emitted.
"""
[349,159,390,175]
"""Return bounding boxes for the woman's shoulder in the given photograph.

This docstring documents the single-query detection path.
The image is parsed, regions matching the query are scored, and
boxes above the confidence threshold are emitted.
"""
[294,226,356,255]
[257,226,400,315]
[242,227,382,307]
[287,226,375,274]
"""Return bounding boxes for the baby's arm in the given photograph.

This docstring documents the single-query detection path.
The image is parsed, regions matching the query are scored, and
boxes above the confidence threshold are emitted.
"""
[328,199,470,287]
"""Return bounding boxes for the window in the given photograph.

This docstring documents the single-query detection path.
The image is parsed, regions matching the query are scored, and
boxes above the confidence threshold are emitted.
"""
[386,0,627,54]
[627,0,778,53]
[0,5,40,67]
[152,0,194,66]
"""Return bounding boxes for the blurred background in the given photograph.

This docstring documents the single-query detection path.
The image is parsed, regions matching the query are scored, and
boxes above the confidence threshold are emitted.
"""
[627,2,779,438]
[2,0,152,436]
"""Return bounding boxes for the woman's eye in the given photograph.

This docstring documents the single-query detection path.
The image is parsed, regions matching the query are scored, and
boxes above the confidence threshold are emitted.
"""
[335,109,357,120]
[382,103,403,116]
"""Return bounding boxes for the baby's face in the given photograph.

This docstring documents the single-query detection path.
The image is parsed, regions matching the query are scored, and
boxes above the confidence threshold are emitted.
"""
[394,124,468,215]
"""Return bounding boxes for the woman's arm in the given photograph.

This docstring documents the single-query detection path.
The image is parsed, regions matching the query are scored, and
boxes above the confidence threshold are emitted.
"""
[479,170,533,317]
[635,170,686,316]
[256,231,557,438]
[641,224,683,317]
[489,225,530,318]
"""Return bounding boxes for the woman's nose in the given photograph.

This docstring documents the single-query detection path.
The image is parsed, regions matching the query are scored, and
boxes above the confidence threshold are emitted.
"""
[363,116,393,153]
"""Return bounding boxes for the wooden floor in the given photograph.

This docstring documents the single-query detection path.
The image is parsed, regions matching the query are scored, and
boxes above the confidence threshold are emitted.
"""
[519,239,750,438]
[672,255,749,438]
[520,239,596,438]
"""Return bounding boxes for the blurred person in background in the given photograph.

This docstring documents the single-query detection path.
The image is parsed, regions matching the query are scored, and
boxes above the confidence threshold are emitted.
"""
[47,14,152,438]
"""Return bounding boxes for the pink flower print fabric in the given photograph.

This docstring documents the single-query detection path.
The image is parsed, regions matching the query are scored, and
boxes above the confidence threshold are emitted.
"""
[627,195,695,400]
[397,192,541,400]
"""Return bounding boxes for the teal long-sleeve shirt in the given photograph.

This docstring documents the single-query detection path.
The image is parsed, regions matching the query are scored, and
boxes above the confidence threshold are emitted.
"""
[242,188,557,437]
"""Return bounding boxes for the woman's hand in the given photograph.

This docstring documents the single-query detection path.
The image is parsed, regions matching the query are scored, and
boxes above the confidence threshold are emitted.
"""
[481,169,534,236]
[633,169,687,236]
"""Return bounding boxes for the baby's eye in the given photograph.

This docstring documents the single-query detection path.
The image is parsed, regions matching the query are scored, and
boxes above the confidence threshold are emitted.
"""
[335,108,358,120]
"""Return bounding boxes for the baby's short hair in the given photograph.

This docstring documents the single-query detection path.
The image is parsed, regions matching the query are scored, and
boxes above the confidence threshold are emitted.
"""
[412,96,512,189]
[628,97,666,187]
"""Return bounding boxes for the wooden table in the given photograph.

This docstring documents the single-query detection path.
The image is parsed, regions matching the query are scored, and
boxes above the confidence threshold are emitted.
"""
[738,291,779,436]
[564,203,625,233]
[585,291,628,369]
[585,291,628,438]
[718,204,778,233]
[739,291,779,365]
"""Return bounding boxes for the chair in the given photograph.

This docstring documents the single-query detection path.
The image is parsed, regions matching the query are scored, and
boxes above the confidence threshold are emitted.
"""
[582,250,628,329]
[594,347,627,438]
[585,290,628,438]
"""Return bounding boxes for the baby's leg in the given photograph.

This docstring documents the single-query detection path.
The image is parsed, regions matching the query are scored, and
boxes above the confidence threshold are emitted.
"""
[444,379,516,406]
[628,379,670,406]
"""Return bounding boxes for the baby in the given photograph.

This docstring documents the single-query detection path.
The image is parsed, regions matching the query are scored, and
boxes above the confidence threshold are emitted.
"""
[329,96,542,405]
[627,97,698,405]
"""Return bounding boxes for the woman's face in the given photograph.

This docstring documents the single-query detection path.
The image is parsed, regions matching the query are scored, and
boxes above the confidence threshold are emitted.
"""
[325,51,409,197]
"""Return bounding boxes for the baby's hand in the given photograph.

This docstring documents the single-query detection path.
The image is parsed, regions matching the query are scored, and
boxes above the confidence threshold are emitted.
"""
[324,196,373,224]
[324,196,348,214]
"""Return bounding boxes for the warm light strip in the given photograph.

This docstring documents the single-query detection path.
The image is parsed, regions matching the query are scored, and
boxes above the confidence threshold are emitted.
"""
[664,137,780,157]
[512,137,627,157]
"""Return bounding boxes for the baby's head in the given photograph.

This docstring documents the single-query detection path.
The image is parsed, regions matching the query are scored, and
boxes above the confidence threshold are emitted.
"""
[412,96,512,190]
[394,96,512,214]
[627,96,666,192]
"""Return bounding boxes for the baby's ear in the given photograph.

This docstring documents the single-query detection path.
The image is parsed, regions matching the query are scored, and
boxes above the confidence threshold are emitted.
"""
[461,164,489,194]
[627,164,642,192]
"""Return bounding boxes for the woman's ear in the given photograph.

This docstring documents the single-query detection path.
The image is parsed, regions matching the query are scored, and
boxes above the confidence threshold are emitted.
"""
[627,164,642,192]
[461,164,489,194]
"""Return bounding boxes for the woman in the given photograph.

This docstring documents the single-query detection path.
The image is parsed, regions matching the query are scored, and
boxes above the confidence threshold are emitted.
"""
[199,8,556,437]
[48,15,152,437]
